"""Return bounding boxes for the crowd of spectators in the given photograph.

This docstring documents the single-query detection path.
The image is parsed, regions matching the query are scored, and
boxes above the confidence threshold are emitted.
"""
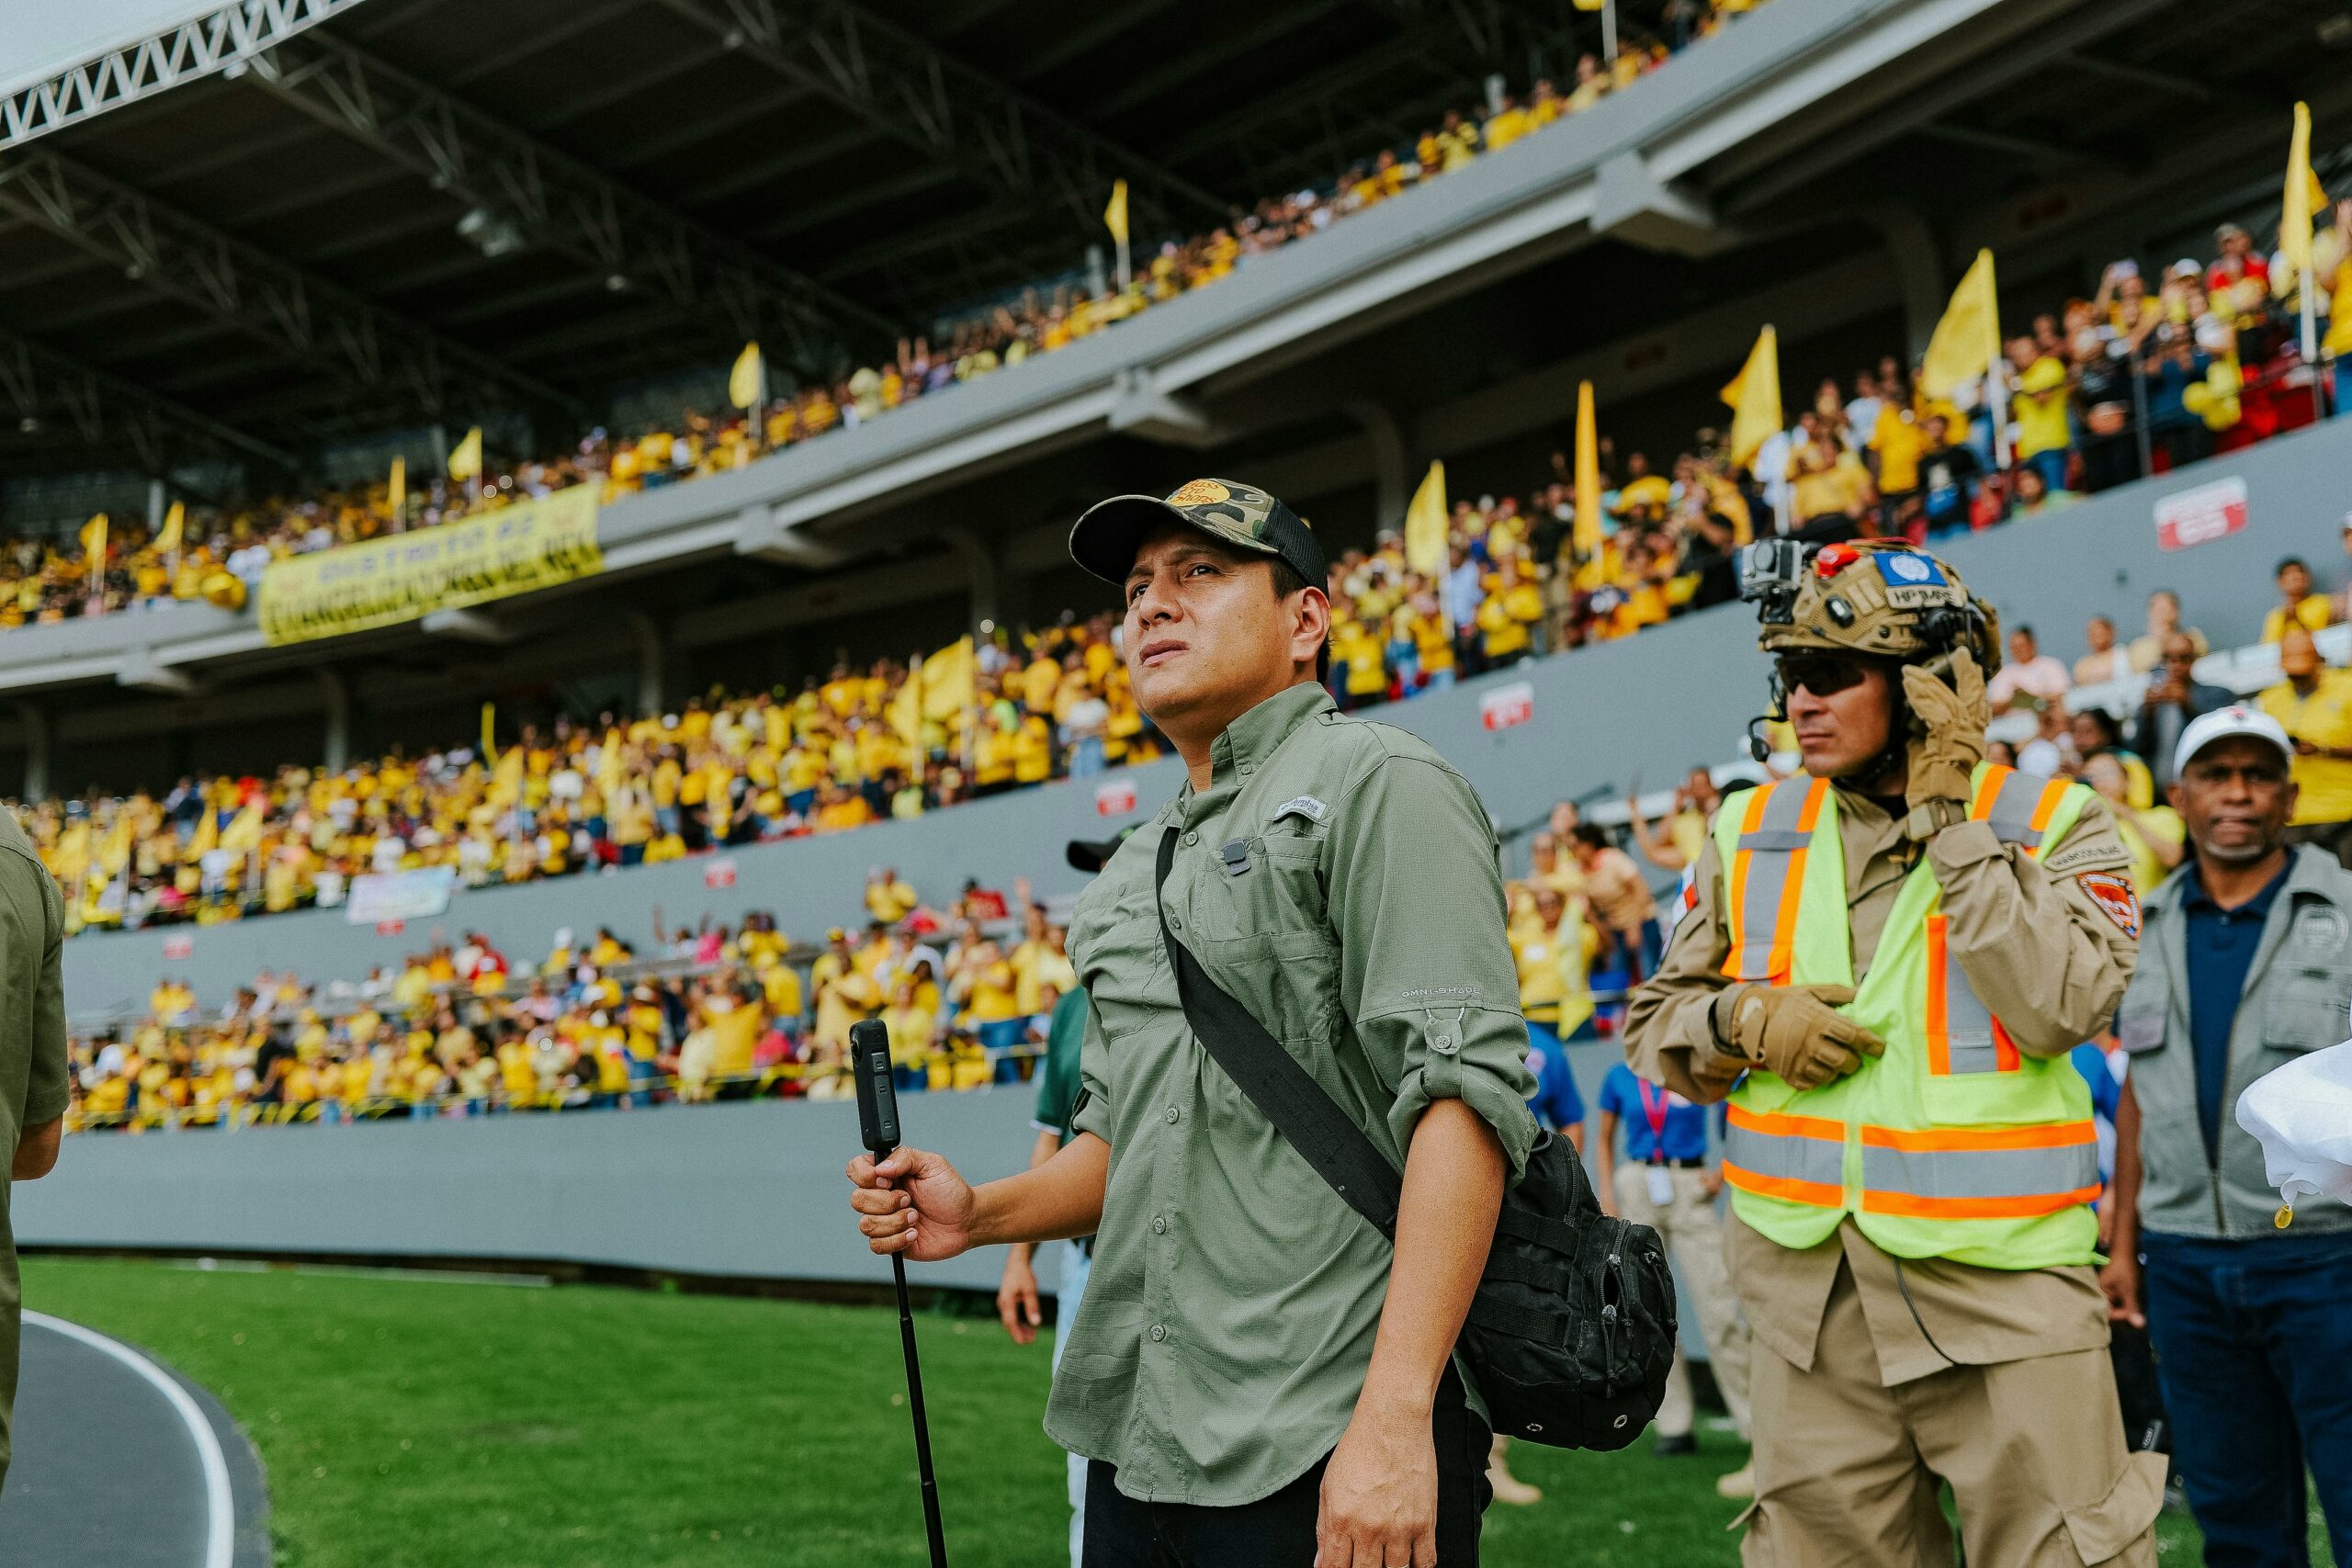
[1,4,1754,628]
[65,864,1080,1131]
[20,615,1159,934]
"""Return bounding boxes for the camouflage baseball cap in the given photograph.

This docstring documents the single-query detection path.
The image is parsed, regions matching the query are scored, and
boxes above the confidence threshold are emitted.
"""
[1069,477,1328,592]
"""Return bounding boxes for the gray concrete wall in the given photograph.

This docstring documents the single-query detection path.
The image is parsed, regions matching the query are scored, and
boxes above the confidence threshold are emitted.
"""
[16,1083,1048,1292]
[64,414,2352,1018]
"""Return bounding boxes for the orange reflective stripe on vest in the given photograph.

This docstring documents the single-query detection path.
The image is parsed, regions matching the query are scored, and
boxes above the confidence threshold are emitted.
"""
[1858,1120,2100,1219]
[1971,764,2070,854]
[1924,913,2021,1076]
[1722,1102,1845,1208]
[1721,776,1829,984]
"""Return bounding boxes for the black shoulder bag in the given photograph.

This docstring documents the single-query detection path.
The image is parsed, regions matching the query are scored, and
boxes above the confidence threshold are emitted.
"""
[1153,829,1675,1450]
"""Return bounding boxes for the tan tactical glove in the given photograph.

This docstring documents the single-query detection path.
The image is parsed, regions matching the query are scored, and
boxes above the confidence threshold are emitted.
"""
[1901,647,1988,837]
[1712,982,1886,1089]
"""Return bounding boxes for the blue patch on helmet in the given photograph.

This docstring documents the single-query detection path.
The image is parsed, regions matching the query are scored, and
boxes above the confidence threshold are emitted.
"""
[1871,553,1947,589]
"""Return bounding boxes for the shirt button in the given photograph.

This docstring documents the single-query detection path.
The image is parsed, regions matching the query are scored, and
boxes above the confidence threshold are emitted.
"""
[1167,913,1182,931]
[1165,1106,1181,1124]
[1149,1325,1167,1342]
[1183,831,1198,846]
[1239,762,1254,774]
[1152,1216,1168,1235]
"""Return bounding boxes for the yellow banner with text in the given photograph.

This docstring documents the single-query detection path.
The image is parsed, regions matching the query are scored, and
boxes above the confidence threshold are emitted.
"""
[258,487,603,646]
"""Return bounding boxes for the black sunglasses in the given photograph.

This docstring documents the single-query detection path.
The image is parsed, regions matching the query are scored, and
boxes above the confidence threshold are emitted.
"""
[1773,653,1877,699]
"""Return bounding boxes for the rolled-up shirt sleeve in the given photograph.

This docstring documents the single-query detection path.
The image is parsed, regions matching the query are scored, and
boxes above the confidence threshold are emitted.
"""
[1069,996,1115,1147]
[1323,752,1538,1176]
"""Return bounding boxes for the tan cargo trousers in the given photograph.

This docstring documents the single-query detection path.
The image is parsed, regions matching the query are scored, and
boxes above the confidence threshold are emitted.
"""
[1738,1261,2166,1566]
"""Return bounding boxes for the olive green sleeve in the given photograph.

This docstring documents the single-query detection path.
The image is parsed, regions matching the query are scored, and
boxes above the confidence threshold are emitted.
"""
[1323,753,1538,1176]
[1068,992,1114,1149]
[20,860,67,1128]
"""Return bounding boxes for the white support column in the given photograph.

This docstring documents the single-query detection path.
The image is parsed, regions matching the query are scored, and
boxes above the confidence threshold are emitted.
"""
[15,703,47,802]
[316,668,351,773]
[627,610,668,717]
[941,528,1001,637]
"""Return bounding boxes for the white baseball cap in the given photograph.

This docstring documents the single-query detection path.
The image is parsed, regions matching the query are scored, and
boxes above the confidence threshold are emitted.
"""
[2174,705,2293,778]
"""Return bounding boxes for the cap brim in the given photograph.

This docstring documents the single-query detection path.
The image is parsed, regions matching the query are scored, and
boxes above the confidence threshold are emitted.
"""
[1066,836,1124,874]
[1069,495,1279,586]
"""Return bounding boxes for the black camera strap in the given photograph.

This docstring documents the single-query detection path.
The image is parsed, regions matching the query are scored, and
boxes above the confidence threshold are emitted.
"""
[1153,826,1403,1241]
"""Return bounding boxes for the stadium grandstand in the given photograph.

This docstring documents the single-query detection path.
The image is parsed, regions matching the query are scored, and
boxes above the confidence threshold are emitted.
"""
[3,0,2352,1560]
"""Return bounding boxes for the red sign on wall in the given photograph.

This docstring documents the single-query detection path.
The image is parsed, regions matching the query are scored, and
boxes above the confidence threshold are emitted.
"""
[704,859,739,891]
[1095,779,1138,817]
[1481,681,1535,732]
[161,934,194,962]
[374,919,406,937]
[2154,476,2249,552]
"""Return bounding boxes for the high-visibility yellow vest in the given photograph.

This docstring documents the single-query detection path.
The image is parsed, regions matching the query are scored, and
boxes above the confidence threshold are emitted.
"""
[1714,763,2103,1270]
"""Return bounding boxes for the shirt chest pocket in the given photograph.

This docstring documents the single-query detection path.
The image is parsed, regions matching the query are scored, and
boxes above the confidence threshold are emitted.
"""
[2262,964,2352,1054]
[1191,830,1340,1043]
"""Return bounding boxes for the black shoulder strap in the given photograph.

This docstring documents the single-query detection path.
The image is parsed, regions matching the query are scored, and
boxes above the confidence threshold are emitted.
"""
[1154,826,1403,1240]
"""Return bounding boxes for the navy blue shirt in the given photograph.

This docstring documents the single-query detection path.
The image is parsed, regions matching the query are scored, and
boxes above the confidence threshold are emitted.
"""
[1597,1062,1710,1163]
[2181,859,2293,1159]
[1524,1027,1586,1134]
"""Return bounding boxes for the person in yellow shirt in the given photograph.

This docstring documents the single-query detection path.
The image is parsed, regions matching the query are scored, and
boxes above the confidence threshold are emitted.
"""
[1482,95,1532,152]
[1334,615,1388,710]
[863,867,918,924]
[2261,557,2334,643]
[1869,402,1928,520]
[2258,626,2352,865]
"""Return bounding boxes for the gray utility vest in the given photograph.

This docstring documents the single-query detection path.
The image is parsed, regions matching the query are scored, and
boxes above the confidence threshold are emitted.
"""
[2118,844,2352,1239]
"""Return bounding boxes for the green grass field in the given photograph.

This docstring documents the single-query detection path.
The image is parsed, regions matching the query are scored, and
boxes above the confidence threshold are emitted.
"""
[20,1257,2244,1567]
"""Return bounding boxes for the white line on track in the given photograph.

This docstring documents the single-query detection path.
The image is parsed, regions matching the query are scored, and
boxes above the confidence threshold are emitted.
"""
[24,1311,234,1568]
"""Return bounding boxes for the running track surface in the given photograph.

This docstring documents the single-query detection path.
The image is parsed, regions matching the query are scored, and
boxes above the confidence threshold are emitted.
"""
[0,1313,269,1567]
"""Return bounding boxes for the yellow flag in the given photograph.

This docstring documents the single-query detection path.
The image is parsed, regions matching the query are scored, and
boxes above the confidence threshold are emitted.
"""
[2279,102,2324,287]
[153,501,184,556]
[187,806,218,859]
[888,653,924,749]
[921,636,975,724]
[1103,179,1130,247]
[219,801,266,854]
[1721,324,1783,471]
[1920,249,2000,398]
[729,342,763,410]
[1404,460,1449,578]
[447,425,482,481]
[480,702,497,766]
[388,457,406,519]
[1572,381,1603,558]
[79,513,108,563]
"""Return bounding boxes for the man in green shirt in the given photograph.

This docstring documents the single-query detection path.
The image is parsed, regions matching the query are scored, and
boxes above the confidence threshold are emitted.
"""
[851,478,1536,1565]
[0,806,68,1488]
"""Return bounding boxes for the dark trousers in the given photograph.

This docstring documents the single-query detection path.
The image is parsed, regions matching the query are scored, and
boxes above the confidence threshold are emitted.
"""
[1081,1365,1490,1566]
[2141,1229,2352,1568]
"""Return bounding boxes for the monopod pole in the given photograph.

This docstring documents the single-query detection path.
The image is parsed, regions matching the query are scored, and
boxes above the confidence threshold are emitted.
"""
[853,1019,949,1568]
[892,1252,950,1568]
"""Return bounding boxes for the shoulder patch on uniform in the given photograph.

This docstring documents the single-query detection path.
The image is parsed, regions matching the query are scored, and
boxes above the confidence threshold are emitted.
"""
[2043,837,2129,874]
[1272,795,1328,825]
[2077,873,2141,939]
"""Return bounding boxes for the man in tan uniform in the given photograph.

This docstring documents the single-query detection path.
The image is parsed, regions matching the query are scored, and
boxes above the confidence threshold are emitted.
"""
[1625,539,2165,1565]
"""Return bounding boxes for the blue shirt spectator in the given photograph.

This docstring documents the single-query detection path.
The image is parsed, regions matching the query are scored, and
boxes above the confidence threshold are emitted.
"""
[1596,1062,1708,1164]
[2181,857,2290,1158]
[1524,1028,1586,1146]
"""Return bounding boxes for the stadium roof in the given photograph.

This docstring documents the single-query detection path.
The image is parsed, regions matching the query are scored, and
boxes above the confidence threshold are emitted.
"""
[0,0,1612,481]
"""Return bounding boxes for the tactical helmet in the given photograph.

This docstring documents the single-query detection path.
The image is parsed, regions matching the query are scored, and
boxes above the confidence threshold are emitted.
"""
[1747,539,2001,679]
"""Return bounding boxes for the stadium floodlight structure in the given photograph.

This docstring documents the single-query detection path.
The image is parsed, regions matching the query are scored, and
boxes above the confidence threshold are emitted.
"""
[0,147,590,434]
[648,0,1227,237]
[0,320,296,472]
[0,0,371,152]
[242,26,901,380]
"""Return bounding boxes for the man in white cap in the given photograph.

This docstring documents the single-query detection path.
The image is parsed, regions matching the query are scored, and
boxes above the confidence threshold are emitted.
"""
[2103,705,2352,1566]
